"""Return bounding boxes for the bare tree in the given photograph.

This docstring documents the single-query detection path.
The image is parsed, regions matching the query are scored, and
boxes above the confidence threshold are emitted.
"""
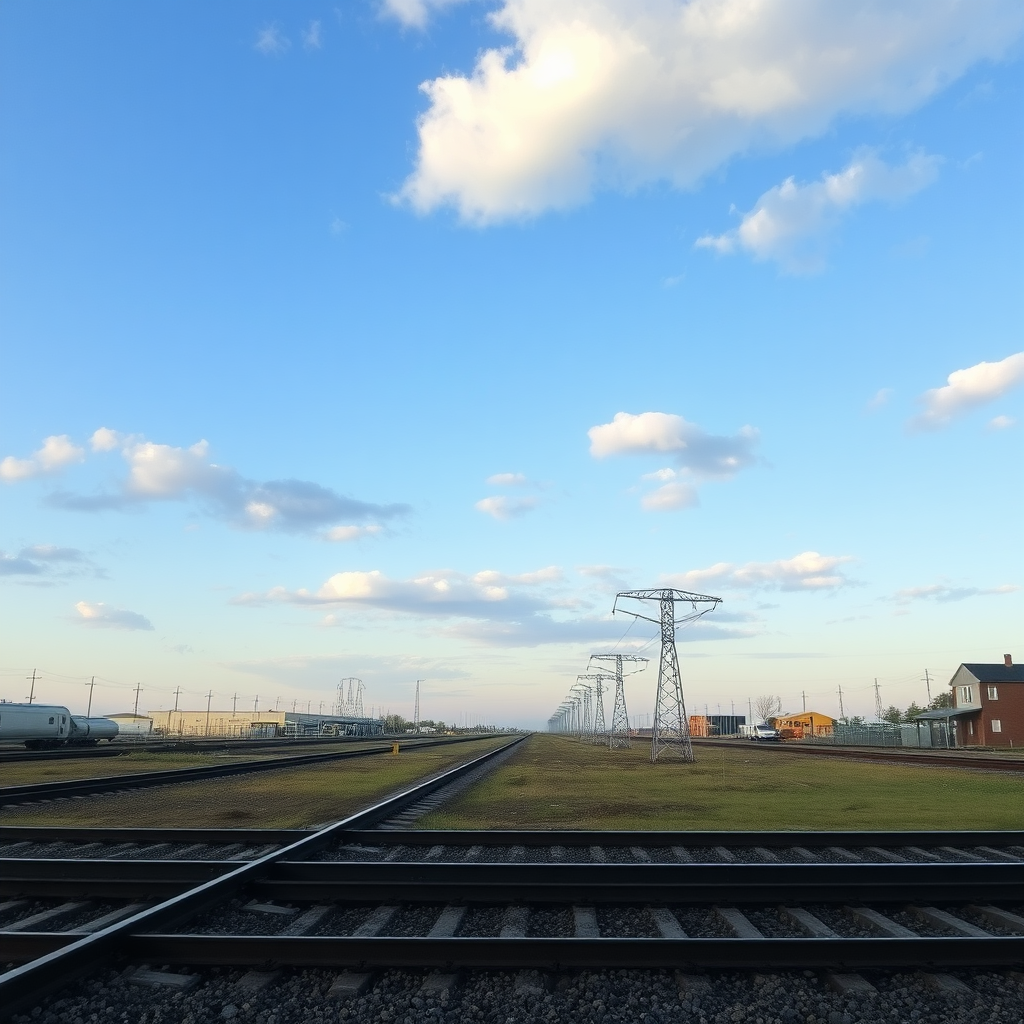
[753,694,782,725]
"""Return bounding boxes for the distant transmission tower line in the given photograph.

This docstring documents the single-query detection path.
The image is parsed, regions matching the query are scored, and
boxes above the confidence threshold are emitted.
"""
[577,674,612,744]
[590,653,648,749]
[612,588,721,763]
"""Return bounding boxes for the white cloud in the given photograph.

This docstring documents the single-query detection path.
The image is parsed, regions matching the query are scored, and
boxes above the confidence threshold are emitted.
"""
[989,415,1016,430]
[324,524,384,543]
[0,435,85,482]
[866,388,894,412]
[696,150,940,271]
[74,600,154,631]
[486,471,528,486]
[0,545,97,581]
[641,481,699,512]
[255,25,291,55]
[894,582,1019,603]
[397,0,1023,222]
[302,20,322,49]
[589,411,758,478]
[46,430,409,536]
[475,495,539,519]
[665,551,856,592]
[909,352,1024,430]
[383,0,471,31]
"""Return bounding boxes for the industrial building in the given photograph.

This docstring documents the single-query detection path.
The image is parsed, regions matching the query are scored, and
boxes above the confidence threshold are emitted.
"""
[147,708,384,739]
[774,711,835,739]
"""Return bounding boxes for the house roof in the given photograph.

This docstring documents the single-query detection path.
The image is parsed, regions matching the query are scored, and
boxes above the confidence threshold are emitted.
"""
[959,663,1024,683]
[912,707,977,720]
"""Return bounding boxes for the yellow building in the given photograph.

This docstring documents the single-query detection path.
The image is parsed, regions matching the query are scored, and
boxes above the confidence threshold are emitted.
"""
[774,711,834,739]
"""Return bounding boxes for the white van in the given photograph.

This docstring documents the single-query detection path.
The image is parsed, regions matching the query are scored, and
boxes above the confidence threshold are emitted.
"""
[739,723,780,741]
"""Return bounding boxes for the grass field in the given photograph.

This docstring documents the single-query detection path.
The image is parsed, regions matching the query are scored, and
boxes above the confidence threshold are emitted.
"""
[419,734,1024,831]
[0,737,508,829]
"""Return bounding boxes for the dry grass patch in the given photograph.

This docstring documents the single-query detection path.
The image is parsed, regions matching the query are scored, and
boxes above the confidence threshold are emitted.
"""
[419,735,1024,831]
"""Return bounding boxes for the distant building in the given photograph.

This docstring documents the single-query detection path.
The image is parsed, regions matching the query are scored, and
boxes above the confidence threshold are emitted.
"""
[774,711,834,739]
[688,715,710,737]
[707,714,745,736]
[942,655,1024,747]
[147,708,384,739]
[104,713,153,737]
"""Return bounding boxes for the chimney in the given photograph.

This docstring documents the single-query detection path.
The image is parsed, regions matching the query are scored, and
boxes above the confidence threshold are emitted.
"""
[1005,654,1013,667]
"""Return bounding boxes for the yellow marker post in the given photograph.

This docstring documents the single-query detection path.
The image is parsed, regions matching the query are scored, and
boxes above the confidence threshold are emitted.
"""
[391,741,400,755]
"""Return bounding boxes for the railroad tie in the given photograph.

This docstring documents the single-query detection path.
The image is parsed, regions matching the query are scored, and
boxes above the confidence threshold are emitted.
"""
[509,845,526,863]
[715,907,763,939]
[126,968,200,992]
[903,846,942,862]
[753,847,780,862]
[165,843,209,860]
[419,972,460,1000]
[650,907,687,938]
[352,905,399,937]
[4,901,93,932]
[134,843,175,858]
[235,971,281,995]
[670,846,693,863]
[573,906,600,938]
[966,905,1024,932]
[428,905,467,938]
[549,846,567,861]
[630,847,652,863]
[827,846,862,862]
[906,906,990,938]
[384,845,407,862]
[790,847,818,863]
[422,845,446,862]
[917,972,974,995]
[779,907,837,938]
[937,846,985,862]
[863,846,906,863]
[589,846,607,863]
[499,906,530,938]
[0,900,29,916]
[73,903,148,934]
[463,845,484,862]
[244,900,298,917]
[329,972,373,999]
[823,973,878,998]
[283,905,333,936]
[713,847,736,863]
[974,846,1021,863]
[843,906,916,938]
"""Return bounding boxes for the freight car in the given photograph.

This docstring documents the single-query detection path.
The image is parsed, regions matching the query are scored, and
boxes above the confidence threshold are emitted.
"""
[0,703,119,749]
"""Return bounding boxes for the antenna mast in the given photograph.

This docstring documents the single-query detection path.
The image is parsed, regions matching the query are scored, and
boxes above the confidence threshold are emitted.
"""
[613,588,722,763]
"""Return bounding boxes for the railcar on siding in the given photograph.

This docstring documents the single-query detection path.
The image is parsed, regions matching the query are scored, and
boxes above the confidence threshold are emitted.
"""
[0,703,119,748]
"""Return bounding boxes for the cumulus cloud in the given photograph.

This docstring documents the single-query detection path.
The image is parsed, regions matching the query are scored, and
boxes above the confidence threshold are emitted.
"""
[0,435,85,482]
[383,0,471,30]
[475,495,539,519]
[909,352,1024,430]
[989,415,1016,430]
[696,150,939,271]
[589,410,758,510]
[894,582,1019,604]
[302,20,322,49]
[74,600,154,631]
[255,25,290,55]
[0,545,97,581]
[486,472,529,486]
[397,0,1022,222]
[665,551,856,592]
[324,524,384,543]
[45,429,409,537]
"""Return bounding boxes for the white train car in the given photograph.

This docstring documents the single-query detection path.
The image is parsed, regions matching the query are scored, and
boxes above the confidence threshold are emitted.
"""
[0,703,119,748]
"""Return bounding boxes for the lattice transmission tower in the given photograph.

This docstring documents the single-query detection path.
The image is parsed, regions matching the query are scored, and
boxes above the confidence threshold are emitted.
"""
[577,674,612,743]
[613,589,722,763]
[337,677,364,716]
[589,654,648,749]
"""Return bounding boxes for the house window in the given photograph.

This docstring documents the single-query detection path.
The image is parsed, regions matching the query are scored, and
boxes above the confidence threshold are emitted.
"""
[959,685,973,704]
[968,720,974,735]
[987,686,998,700]
[991,720,1002,733]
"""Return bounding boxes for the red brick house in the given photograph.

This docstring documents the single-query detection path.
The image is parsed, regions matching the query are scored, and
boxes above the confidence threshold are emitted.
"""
[947,655,1024,748]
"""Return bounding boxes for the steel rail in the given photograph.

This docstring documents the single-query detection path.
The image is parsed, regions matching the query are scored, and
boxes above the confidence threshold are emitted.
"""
[0,734,526,1018]
[250,861,1020,905]
[0,826,311,844]
[0,734,499,806]
[111,934,1024,971]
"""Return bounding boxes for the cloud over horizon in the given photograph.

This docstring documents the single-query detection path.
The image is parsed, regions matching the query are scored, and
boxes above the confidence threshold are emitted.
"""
[909,352,1024,430]
[74,600,154,631]
[664,551,856,593]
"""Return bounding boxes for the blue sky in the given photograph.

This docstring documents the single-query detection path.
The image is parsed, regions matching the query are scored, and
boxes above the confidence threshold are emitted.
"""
[2,1,1022,729]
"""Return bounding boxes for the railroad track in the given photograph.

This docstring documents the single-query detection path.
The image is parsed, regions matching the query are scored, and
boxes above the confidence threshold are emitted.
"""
[693,738,1024,773]
[0,733,502,807]
[0,739,1021,1022]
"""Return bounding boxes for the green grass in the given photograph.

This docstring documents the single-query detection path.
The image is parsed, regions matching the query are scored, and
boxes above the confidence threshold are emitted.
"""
[0,738,508,829]
[418,735,1024,831]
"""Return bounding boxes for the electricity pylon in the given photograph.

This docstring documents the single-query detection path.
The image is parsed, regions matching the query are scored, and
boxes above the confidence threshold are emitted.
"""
[590,654,649,749]
[577,674,613,743]
[613,588,722,763]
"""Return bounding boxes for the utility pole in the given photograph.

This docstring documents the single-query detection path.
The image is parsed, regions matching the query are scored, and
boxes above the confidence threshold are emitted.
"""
[253,695,259,714]
[133,683,143,716]
[26,668,39,704]
[747,698,752,723]
[802,690,807,713]
[613,587,722,763]
[172,686,183,735]
[837,684,846,722]
[205,690,213,736]
[414,680,423,732]
[232,692,238,714]
[922,669,932,704]
[86,676,96,717]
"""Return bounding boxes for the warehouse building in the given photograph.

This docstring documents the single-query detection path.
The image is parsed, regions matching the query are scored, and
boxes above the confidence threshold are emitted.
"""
[147,708,384,739]
[775,711,835,739]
